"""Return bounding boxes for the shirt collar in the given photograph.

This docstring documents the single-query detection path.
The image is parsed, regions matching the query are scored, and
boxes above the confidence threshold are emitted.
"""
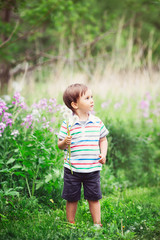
[73,113,96,125]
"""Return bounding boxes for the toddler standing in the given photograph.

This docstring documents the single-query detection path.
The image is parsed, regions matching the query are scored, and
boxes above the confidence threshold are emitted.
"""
[58,83,109,227]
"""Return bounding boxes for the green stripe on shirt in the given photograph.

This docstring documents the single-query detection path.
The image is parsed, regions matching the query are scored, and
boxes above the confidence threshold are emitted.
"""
[71,149,98,153]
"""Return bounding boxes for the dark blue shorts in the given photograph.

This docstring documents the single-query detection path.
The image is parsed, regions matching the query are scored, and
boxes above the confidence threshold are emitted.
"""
[62,167,102,202]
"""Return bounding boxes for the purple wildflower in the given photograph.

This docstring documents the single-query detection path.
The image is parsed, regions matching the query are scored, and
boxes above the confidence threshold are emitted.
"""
[145,92,152,101]
[42,117,46,122]
[32,103,39,109]
[49,127,54,132]
[48,105,53,113]
[39,98,48,110]
[101,101,110,109]
[19,101,27,109]
[114,101,123,110]
[11,129,19,139]
[140,100,149,110]
[12,92,21,104]
[56,104,62,111]
[49,98,57,106]
[0,99,8,115]
[143,111,149,118]
[21,114,33,128]
[51,117,56,123]
[12,92,27,109]
[42,121,50,129]
[2,112,13,126]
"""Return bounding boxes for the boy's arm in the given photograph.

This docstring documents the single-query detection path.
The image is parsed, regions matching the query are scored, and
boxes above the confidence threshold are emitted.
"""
[99,136,108,164]
[58,136,72,150]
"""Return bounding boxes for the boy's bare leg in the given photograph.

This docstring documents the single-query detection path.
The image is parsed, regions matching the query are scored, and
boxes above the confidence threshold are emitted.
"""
[88,200,101,224]
[66,201,78,223]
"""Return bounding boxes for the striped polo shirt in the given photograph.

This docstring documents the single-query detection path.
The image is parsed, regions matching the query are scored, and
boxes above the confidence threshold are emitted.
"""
[58,114,109,173]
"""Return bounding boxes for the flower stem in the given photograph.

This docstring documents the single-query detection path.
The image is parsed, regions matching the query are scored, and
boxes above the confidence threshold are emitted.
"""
[67,122,73,174]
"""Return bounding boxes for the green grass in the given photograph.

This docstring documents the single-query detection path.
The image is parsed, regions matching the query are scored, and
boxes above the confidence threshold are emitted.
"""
[0,187,159,240]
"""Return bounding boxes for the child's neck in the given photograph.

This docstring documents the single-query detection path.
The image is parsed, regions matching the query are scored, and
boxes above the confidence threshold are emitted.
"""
[76,111,89,121]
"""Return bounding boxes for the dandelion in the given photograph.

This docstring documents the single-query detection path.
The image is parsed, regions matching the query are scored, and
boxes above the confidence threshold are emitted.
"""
[61,105,79,174]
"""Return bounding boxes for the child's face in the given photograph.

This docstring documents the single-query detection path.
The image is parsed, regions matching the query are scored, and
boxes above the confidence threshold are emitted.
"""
[76,89,94,113]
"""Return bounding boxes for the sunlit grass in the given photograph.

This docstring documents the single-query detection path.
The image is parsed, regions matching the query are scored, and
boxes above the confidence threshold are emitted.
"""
[9,64,160,102]
[0,187,159,240]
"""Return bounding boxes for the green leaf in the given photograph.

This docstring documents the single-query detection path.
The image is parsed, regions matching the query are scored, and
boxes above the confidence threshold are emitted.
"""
[0,168,9,173]
[6,158,16,165]
[13,172,26,177]
[45,173,53,183]
[0,213,7,219]
[10,165,22,170]
[36,181,44,190]
[5,190,19,197]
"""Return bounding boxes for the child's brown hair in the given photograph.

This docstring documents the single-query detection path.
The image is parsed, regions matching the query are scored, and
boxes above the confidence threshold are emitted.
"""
[63,83,88,112]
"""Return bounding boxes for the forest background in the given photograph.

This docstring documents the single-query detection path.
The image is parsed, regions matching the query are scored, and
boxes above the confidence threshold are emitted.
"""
[0,0,160,239]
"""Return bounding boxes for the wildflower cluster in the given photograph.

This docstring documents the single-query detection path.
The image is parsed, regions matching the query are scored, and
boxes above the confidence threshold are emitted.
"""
[139,92,160,124]
[0,98,12,136]
[21,98,60,132]
[0,93,61,138]
[101,92,160,125]
[12,92,27,109]
[11,129,20,139]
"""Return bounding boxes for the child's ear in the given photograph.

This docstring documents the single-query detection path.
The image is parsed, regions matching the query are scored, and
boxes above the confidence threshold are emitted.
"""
[71,102,78,110]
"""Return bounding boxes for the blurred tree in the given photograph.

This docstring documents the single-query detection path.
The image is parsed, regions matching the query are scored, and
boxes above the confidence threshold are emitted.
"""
[0,0,17,92]
[0,0,159,93]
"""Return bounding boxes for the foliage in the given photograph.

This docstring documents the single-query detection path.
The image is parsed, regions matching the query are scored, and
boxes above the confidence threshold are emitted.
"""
[96,91,160,186]
[0,93,64,206]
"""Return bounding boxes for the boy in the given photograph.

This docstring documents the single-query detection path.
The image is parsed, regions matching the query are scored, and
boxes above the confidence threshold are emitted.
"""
[58,83,109,227]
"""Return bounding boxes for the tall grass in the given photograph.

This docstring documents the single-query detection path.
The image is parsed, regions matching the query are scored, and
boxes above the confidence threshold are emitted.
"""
[7,19,160,102]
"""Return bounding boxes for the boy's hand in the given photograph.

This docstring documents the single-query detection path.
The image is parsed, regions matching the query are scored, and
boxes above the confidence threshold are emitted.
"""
[65,135,72,145]
[98,154,106,164]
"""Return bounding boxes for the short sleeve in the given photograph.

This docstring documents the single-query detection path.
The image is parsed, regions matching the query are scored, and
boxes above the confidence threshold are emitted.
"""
[58,121,68,140]
[100,120,109,138]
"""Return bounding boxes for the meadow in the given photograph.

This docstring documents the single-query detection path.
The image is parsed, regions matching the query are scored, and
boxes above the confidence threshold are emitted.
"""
[0,66,160,239]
